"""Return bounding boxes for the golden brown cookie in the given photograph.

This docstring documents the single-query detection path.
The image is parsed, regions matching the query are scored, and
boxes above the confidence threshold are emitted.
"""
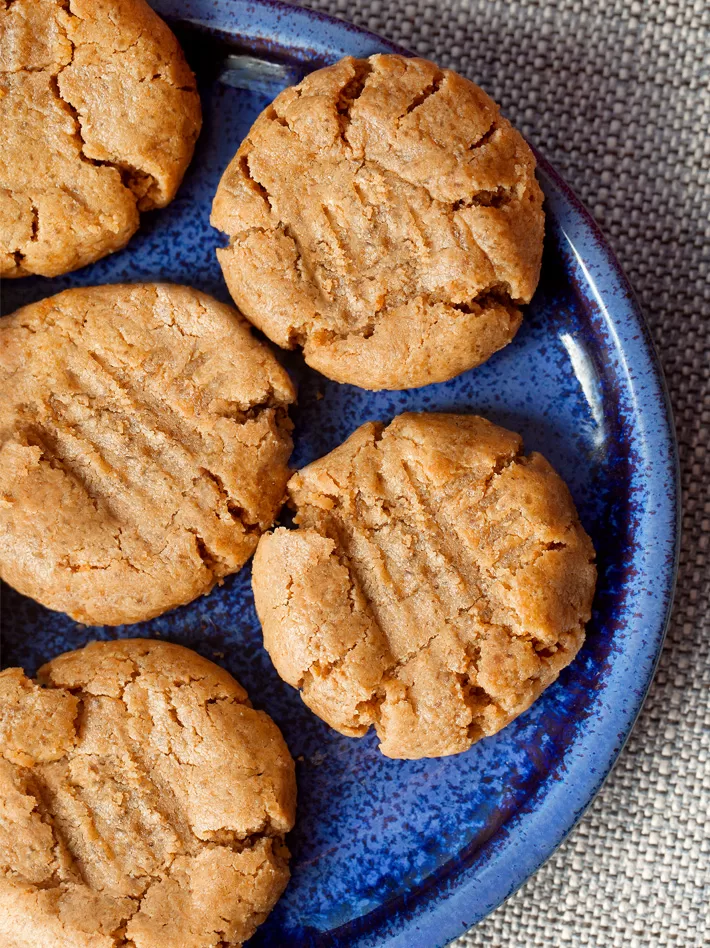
[0,283,295,625]
[0,0,202,278]
[252,413,596,759]
[0,639,296,948]
[212,53,544,390]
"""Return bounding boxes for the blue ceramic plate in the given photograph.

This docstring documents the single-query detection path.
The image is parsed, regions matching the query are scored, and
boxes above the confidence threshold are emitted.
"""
[0,2,679,946]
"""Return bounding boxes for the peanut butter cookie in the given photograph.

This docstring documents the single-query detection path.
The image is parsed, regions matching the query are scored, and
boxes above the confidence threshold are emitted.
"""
[0,284,294,625]
[212,54,544,390]
[0,639,296,948]
[252,413,596,759]
[0,0,202,278]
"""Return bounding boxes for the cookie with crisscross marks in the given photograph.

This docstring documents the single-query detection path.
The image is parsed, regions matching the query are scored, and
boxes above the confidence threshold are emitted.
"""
[0,284,294,625]
[0,639,296,947]
[212,54,544,390]
[252,413,596,759]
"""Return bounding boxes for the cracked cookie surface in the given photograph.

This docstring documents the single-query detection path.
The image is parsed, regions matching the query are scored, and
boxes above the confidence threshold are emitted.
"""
[252,413,596,759]
[0,283,295,625]
[0,0,202,278]
[0,638,297,948]
[212,54,544,390]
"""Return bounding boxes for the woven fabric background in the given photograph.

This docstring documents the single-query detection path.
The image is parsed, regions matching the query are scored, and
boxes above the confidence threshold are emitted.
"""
[300,1,709,945]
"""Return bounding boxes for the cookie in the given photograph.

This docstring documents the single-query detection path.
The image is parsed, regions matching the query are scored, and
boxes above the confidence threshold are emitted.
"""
[212,53,544,390]
[0,639,296,948]
[0,283,295,625]
[0,0,202,278]
[252,413,596,759]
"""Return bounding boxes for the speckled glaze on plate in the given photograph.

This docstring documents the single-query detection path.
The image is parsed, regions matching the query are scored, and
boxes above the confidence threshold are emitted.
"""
[0,2,680,946]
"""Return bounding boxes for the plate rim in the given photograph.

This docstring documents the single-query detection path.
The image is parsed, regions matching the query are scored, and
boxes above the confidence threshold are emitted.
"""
[24,1,685,943]
[131,0,683,943]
